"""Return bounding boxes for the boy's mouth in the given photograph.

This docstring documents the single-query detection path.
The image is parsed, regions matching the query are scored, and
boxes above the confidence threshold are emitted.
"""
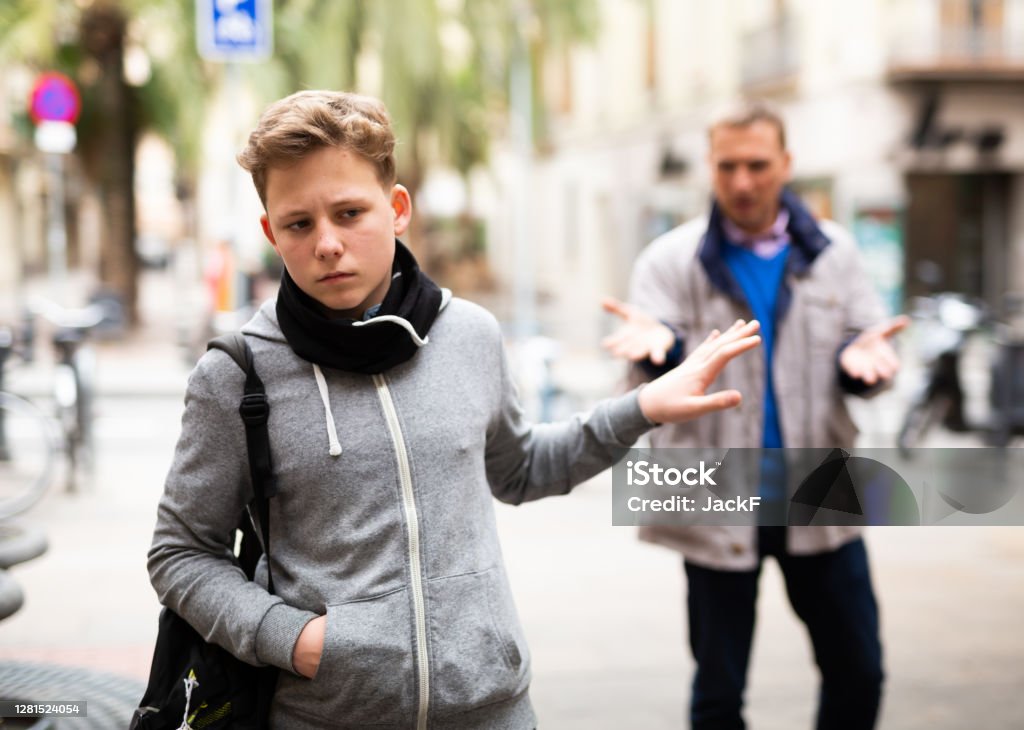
[319,271,355,282]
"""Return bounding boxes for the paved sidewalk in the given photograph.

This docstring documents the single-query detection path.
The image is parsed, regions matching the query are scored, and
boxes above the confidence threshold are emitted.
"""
[1,271,1022,728]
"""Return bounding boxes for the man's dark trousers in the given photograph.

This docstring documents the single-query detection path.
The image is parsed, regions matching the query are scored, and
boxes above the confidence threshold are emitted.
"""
[684,527,884,730]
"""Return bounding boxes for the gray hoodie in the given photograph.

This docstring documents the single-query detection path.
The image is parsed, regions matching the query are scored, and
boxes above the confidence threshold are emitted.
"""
[148,296,654,729]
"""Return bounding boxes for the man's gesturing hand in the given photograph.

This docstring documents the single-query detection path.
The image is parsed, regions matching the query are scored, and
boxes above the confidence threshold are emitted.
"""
[601,297,678,365]
[839,315,910,386]
[638,319,761,424]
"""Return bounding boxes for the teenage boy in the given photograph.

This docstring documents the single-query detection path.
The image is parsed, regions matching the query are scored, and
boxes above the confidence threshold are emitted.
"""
[148,90,760,729]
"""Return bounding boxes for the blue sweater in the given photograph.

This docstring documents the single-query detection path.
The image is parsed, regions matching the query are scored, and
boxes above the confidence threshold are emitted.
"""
[722,241,789,501]
[721,241,788,449]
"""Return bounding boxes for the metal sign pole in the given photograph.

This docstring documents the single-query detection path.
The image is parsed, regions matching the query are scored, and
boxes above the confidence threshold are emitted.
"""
[44,152,68,303]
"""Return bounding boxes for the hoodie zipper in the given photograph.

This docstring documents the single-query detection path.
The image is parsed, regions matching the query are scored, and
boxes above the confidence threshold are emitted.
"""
[373,373,430,730]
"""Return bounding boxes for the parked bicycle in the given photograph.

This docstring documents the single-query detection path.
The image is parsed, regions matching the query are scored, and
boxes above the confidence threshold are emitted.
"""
[0,320,59,518]
[0,320,56,622]
[31,298,108,493]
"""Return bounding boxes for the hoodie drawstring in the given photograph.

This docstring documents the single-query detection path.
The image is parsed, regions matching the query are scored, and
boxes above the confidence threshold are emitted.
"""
[305,290,452,458]
[312,364,343,457]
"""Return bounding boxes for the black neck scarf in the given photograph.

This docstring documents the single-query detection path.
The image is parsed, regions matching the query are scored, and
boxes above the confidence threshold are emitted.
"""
[276,240,443,374]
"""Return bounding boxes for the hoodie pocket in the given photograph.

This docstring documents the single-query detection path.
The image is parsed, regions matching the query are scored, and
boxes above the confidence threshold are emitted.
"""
[427,568,530,712]
[274,587,416,726]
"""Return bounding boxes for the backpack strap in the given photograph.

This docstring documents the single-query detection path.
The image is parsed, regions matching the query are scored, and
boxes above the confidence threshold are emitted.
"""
[207,333,277,594]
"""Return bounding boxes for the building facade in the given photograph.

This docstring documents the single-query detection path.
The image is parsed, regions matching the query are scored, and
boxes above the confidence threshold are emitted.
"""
[485,0,1024,349]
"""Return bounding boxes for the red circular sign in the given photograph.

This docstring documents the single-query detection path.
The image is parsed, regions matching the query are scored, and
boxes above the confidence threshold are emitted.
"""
[29,72,81,124]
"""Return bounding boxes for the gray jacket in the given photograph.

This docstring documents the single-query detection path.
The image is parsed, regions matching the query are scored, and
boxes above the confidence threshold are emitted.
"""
[629,214,888,570]
[148,296,653,729]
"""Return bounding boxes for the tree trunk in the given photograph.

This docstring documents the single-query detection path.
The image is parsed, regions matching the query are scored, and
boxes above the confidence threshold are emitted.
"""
[80,2,138,325]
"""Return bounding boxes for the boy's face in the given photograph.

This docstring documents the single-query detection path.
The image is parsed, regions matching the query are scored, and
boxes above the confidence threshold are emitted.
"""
[260,145,410,319]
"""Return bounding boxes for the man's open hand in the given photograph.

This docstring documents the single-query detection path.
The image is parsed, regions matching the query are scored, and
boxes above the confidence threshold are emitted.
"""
[839,315,910,386]
[601,297,678,365]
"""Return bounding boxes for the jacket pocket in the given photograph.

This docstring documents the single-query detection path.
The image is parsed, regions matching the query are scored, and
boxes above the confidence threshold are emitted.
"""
[427,568,530,713]
[274,587,416,726]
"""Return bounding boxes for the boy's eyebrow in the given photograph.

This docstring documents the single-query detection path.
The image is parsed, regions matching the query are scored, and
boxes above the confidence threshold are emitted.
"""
[275,196,371,219]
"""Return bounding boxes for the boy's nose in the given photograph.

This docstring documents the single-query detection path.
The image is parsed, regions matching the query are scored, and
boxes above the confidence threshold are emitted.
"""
[315,230,345,259]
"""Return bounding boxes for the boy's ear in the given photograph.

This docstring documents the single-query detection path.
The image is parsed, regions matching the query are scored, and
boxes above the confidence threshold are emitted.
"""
[260,214,279,251]
[391,185,412,237]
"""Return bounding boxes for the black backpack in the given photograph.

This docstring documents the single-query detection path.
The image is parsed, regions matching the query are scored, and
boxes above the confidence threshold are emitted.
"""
[130,334,279,730]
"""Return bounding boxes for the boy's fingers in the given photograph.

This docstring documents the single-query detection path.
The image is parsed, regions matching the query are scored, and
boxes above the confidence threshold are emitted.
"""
[707,335,761,372]
[689,329,718,357]
[684,390,743,418]
[715,320,760,347]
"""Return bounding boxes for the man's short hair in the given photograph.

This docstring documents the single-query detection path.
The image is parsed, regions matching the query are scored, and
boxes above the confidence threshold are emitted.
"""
[708,99,787,150]
[238,90,397,207]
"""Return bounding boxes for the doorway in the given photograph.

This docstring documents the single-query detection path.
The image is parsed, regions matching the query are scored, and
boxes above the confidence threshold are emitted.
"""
[904,172,1009,305]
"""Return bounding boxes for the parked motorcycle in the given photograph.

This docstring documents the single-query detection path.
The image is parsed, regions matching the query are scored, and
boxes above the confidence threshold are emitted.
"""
[896,292,987,455]
[987,294,1024,447]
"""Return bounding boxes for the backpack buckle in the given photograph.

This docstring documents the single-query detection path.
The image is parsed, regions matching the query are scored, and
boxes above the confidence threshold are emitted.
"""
[239,393,269,426]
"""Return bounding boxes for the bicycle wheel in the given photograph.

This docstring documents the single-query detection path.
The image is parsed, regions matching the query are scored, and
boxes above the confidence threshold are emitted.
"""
[54,361,86,492]
[74,346,97,482]
[0,392,58,519]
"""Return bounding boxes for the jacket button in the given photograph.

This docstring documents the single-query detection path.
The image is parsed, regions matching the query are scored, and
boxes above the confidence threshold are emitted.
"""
[730,543,744,555]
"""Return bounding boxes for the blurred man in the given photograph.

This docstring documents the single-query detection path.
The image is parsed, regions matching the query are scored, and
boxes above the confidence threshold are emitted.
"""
[603,100,908,730]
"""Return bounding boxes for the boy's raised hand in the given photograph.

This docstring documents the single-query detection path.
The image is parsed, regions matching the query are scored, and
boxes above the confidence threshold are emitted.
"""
[601,297,678,365]
[637,319,761,425]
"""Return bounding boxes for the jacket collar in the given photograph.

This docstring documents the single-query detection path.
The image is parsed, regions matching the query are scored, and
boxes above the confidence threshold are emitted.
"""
[697,187,831,316]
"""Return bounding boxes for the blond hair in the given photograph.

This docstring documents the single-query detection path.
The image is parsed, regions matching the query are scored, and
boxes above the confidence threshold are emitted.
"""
[238,90,397,206]
[708,99,787,150]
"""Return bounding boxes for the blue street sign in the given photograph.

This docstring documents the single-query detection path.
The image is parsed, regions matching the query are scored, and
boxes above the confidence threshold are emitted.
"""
[196,0,273,62]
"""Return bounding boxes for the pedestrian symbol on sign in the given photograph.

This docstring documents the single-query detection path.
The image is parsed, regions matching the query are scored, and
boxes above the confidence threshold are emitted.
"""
[196,0,273,62]
[216,0,255,43]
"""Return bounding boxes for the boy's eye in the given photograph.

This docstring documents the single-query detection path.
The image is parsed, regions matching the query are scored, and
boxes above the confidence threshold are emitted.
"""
[285,219,310,232]
[341,209,362,219]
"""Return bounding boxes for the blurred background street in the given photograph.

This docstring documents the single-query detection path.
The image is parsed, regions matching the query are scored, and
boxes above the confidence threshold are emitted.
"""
[2,0,1024,727]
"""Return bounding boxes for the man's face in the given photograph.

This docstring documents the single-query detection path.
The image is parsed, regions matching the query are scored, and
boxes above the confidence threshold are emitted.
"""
[708,120,792,234]
[260,146,410,319]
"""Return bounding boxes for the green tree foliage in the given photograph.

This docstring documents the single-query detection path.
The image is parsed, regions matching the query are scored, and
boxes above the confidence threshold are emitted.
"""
[1,0,598,313]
